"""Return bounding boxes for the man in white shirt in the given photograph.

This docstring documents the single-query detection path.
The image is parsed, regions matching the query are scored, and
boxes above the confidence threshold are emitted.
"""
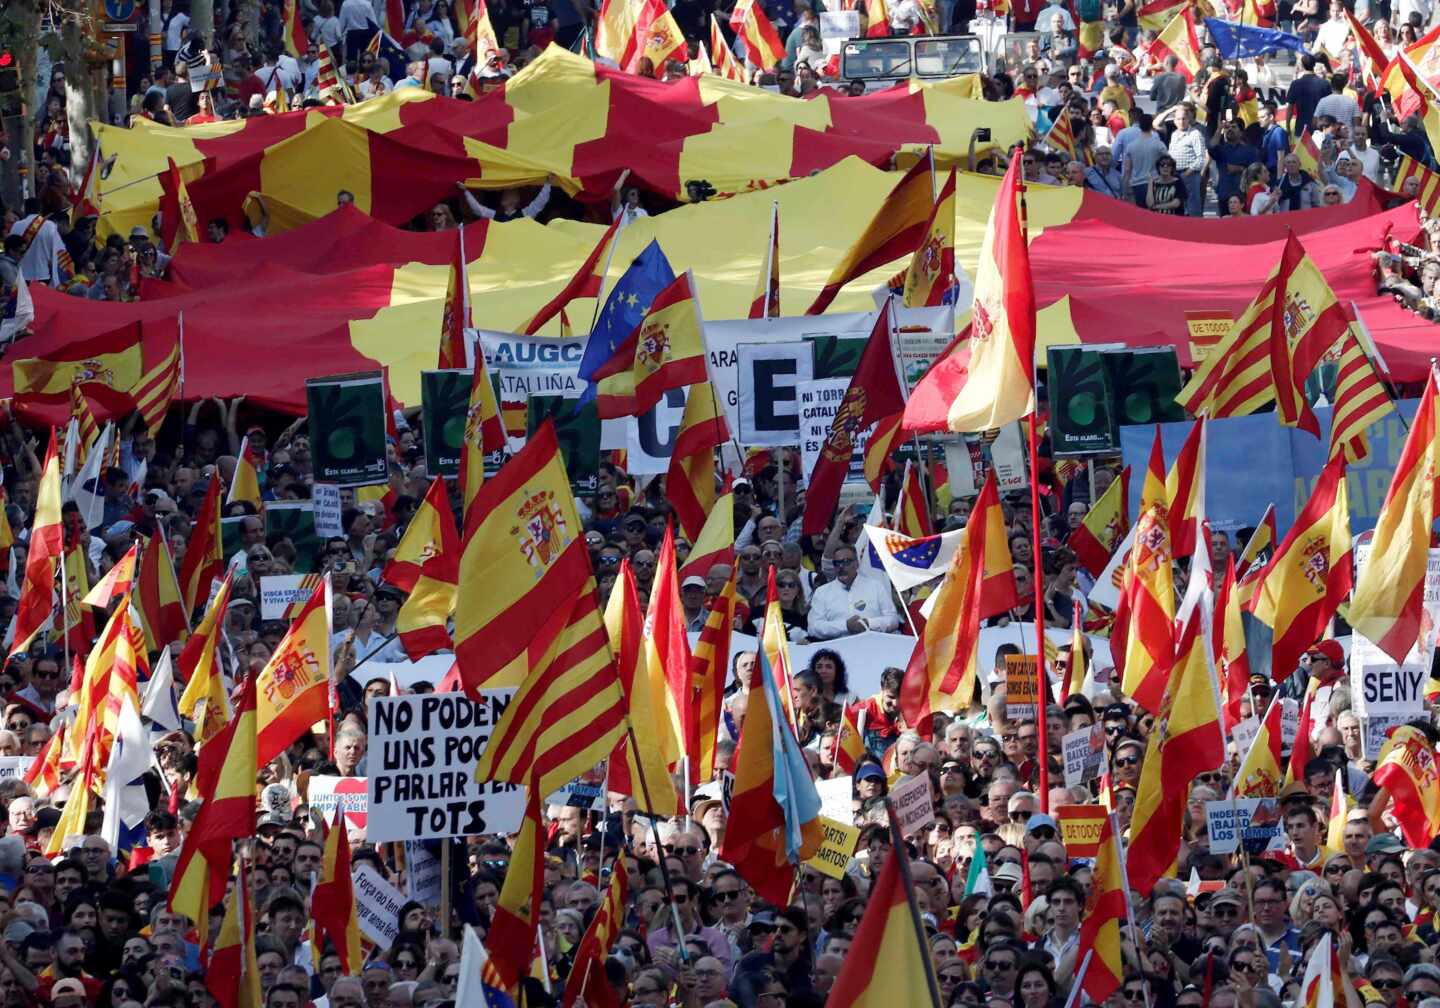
[807,544,901,639]
[1313,1,1350,62]
[7,203,68,285]
[1348,123,1383,183]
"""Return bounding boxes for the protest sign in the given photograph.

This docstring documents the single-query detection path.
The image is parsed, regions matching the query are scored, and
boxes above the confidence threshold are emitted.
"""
[626,388,688,476]
[1231,717,1259,759]
[406,842,443,906]
[308,775,368,840]
[353,863,408,947]
[1364,715,1410,761]
[264,502,321,573]
[306,372,389,487]
[1047,347,1118,456]
[259,574,319,621]
[367,692,525,842]
[1005,654,1039,720]
[1205,799,1285,855]
[1058,804,1107,858]
[0,757,35,782]
[420,369,473,478]
[527,395,600,495]
[1281,697,1300,747]
[1061,726,1105,788]
[737,341,814,446]
[313,483,343,538]
[891,772,934,838]
[991,424,1028,491]
[799,378,866,481]
[1351,546,1440,717]
[1184,310,1234,361]
[815,775,854,825]
[804,817,861,879]
[546,777,607,811]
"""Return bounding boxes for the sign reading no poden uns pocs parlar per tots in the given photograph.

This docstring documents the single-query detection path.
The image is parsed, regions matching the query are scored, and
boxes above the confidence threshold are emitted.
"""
[367,692,525,842]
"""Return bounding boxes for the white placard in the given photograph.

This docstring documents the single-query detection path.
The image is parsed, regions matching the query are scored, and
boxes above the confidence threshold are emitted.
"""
[819,10,860,57]
[314,483,343,538]
[546,777,607,810]
[259,574,311,621]
[991,423,1028,491]
[891,772,934,838]
[405,842,443,906]
[816,775,854,825]
[737,341,814,446]
[799,377,867,482]
[0,757,34,782]
[1280,697,1300,747]
[1205,799,1285,855]
[1365,714,1411,761]
[1061,726,1105,788]
[309,774,368,841]
[1351,546,1440,717]
[625,389,688,475]
[1231,717,1259,758]
[352,863,408,948]
[367,692,525,842]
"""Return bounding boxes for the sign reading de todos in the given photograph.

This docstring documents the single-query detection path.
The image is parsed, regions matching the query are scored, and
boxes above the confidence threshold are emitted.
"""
[367,692,525,842]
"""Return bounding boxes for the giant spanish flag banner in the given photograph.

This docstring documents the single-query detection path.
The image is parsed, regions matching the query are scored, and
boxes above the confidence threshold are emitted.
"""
[254,578,332,769]
[1373,725,1440,848]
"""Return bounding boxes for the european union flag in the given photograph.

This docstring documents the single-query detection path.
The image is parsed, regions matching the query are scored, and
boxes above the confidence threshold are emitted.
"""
[576,240,675,404]
[1204,18,1308,58]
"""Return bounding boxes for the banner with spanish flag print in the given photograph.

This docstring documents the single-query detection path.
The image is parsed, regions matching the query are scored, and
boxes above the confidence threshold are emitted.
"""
[254,577,332,769]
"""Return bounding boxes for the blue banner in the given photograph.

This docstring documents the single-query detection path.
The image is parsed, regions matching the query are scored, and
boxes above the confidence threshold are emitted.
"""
[1120,399,1421,537]
[1204,18,1309,58]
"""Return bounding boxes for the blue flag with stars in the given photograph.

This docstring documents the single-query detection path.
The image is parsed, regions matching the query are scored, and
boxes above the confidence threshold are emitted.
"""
[576,240,675,404]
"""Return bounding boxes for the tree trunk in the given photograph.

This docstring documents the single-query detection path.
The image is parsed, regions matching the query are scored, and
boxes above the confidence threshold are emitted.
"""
[57,18,97,180]
[191,0,216,50]
[0,0,43,205]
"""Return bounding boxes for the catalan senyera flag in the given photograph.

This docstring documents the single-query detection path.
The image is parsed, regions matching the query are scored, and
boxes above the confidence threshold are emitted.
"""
[487,783,544,990]
[603,561,683,815]
[385,477,460,659]
[645,525,693,779]
[718,640,822,907]
[132,316,182,438]
[709,14,747,81]
[227,439,262,511]
[749,201,781,319]
[1149,8,1203,79]
[9,435,62,659]
[207,860,261,1008]
[1165,418,1206,559]
[314,44,349,100]
[1390,153,1440,215]
[460,344,506,535]
[523,220,621,336]
[1179,234,1349,426]
[1214,557,1250,731]
[1373,724,1440,847]
[806,157,934,315]
[136,533,188,651]
[903,156,1036,434]
[1126,608,1224,894]
[730,0,785,70]
[69,383,99,466]
[800,301,906,536]
[178,572,234,745]
[902,169,958,309]
[82,597,146,777]
[440,228,471,370]
[310,818,363,975]
[65,602,129,771]
[1068,467,1130,577]
[894,461,933,539]
[666,382,729,543]
[1350,366,1440,664]
[560,851,630,1008]
[593,272,708,420]
[900,473,1016,732]
[160,157,201,249]
[1327,322,1395,464]
[169,673,257,930]
[691,574,736,783]
[1120,429,1175,715]
[45,720,97,856]
[1234,694,1285,797]
[1250,456,1352,682]
[677,485,735,583]
[1042,110,1081,163]
[179,471,223,619]
[1076,814,1127,1004]
[254,577,331,769]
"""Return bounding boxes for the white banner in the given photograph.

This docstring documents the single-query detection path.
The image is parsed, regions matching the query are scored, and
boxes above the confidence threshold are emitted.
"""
[1061,726,1105,788]
[405,842,443,906]
[259,574,312,621]
[313,484,343,539]
[625,387,689,475]
[367,692,526,842]
[1205,799,1285,855]
[737,341,813,446]
[353,864,408,948]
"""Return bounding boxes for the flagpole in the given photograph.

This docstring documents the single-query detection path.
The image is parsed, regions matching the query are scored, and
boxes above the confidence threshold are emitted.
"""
[587,216,625,335]
[883,796,943,1008]
[621,719,691,965]
[1063,950,1094,1008]
[1109,812,1155,1008]
[882,295,934,521]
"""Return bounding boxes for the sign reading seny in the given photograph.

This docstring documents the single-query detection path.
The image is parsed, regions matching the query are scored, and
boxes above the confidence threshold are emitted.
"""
[367,692,525,842]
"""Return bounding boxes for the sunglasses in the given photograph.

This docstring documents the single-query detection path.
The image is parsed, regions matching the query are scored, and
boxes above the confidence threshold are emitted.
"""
[713,890,742,902]
[1372,980,1401,990]
[1115,756,1139,767]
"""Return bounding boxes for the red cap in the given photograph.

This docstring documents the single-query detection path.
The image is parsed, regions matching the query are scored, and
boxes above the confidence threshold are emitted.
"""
[1307,639,1344,666]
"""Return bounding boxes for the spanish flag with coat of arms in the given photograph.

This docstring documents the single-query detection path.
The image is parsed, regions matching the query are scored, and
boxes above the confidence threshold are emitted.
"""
[254,577,332,769]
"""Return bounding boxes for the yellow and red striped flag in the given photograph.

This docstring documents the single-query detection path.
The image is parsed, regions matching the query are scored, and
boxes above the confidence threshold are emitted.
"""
[709,14,747,80]
[132,318,182,438]
[254,577,331,769]
[208,860,261,1008]
[385,477,460,659]
[1076,814,1127,1003]
[178,571,234,746]
[1349,365,1440,664]
[1390,153,1440,214]
[645,525,693,783]
[894,460,933,539]
[1165,417,1206,558]
[593,272,708,420]
[169,673,257,931]
[666,382,729,543]
[836,702,866,774]
[60,546,95,658]
[730,0,785,70]
[487,784,545,990]
[310,818,363,974]
[676,485,735,583]
[826,823,936,1006]
[1300,933,1348,1008]
[1043,112,1080,162]
[596,0,685,73]
[691,573,736,783]
[460,342,505,534]
[603,560,683,814]
[1214,557,1250,731]
[1234,694,1285,797]
[560,851,630,1008]
[1250,456,1352,683]
[10,434,62,658]
[439,228,471,370]
[1137,0,1186,31]
[179,471,224,620]
[749,201,781,319]
[902,168,958,309]
[1328,321,1395,464]
[136,533,189,651]
[1345,8,1390,84]
[462,0,501,56]
[69,383,99,466]
[1119,429,1174,714]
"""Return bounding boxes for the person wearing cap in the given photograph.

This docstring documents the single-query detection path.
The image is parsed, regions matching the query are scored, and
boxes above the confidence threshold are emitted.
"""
[806,543,900,640]
[680,575,708,630]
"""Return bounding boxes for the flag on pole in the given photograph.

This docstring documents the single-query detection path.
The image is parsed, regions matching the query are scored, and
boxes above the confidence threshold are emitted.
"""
[310,818,364,974]
[1119,429,1175,714]
[1327,320,1395,464]
[902,168,959,308]
[666,382,729,542]
[1076,814,1127,1004]
[1233,695,1285,797]
[560,852,630,1008]
[179,471,223,619]
[9,436,61,659]
[384,477,460,659]
[729,0,786,69]
[135,533,188,651]
[460,342,505,534]
[1067,467,1130,577]
[523,220,621,335]
[750,202,781,318]
[691,573,736,783]
[592,272,709,420]
[1372,725,1440,847]
[709,14,747,80]
[254,579,331,768]
[439,228,471,370]
[206,861,262,1008]
[1149,8,1204,78]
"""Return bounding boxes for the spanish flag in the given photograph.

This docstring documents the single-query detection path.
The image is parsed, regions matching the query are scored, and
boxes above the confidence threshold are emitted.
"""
[676,484,735,583]
[593,272,708,420]
[1137,0,1186,31]
[227,439,263,511]
[596,0,685,73]
[460,342,505,534]
[136,533,189,651]
[826,826,937,1007]
[1119,429,1174,715]
[1383,24,1440,119]
[1068,467,1129,577]
[1373,725,1440,847]
[178,571,234,746]
[1076,814,1126,1003]
[560,852,630,1008]
[169,673,257,931]
[666,382,729,543]
[9,435,62,659]
[488,783,545,991]
[749,202,781,318]
[1214,557,1250,731]
[709,13,747,81]
[1349,365,1440,664]
[207,860,262,1008]
[691,573,736,783]
[1234,695,1285,797]
[1165,418,1205,558]
[1250,455,1352,683]
[903,169,957,309]
[60,547,95,659]
[179,471,224,620]
[836,702,866,774]
[281,0,309,56]
[385,477,460,660]
[729,0,785,71]
[648,525,695,778]
[310,818,363,975]
[900,472,1016,733]
[523,219,621,336]
[894,461,933,539]
[806,156,934,315]
[603,561,683,815]
[440,228,471,371]
[254,577,331,769]
[462,0,501,56]
[1148,8,1203,79]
